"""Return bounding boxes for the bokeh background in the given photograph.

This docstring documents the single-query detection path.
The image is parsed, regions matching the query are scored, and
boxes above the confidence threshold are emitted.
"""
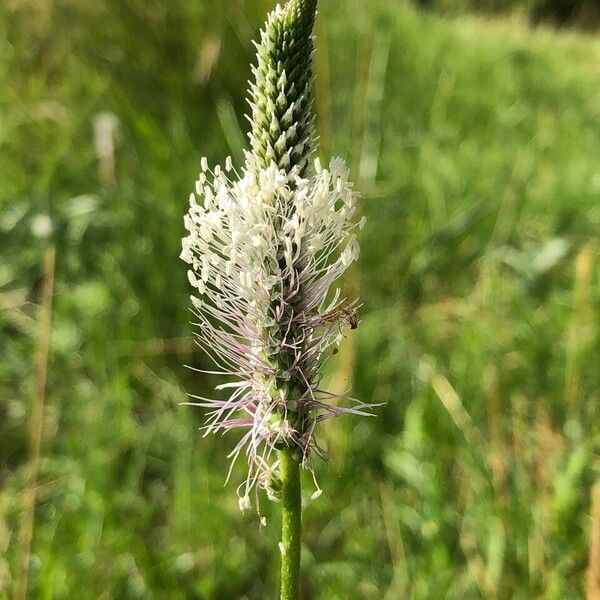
[2,0,600,598]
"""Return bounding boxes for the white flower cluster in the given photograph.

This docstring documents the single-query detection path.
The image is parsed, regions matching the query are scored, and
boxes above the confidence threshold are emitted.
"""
[181,156,369,505]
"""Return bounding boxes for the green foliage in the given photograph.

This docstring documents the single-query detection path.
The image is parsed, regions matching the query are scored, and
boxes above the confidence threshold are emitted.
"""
[1,1,599,599]
[415,0,600,28]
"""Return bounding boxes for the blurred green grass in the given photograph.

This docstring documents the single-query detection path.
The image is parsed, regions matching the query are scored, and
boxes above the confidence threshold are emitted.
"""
[1,0,599,598]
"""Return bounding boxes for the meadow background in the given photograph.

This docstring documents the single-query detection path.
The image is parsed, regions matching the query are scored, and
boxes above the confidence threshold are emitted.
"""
[2,0,599,598]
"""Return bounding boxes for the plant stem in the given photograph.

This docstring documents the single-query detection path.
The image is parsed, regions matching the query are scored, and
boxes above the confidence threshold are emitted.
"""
[15,246,55,600]
[279,446,302,600]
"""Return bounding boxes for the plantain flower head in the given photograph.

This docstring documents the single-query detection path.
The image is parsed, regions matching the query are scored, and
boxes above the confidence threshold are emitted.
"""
[181,0,370,508]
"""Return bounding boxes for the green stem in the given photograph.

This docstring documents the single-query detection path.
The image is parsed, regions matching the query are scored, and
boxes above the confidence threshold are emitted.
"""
[279,447,302,600]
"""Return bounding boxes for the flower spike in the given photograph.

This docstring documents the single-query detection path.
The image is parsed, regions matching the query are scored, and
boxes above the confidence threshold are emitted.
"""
[181,0,369,508]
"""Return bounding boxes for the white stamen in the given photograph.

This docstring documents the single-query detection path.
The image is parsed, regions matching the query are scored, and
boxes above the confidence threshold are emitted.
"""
[181,158,365,509]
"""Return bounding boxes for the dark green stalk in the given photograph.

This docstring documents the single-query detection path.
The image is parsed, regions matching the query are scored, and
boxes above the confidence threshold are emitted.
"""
[278,447,302,600]
[248,2,318,598]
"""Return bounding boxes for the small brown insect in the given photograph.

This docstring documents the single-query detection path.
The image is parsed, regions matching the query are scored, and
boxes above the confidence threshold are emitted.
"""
[320,303,358,330]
